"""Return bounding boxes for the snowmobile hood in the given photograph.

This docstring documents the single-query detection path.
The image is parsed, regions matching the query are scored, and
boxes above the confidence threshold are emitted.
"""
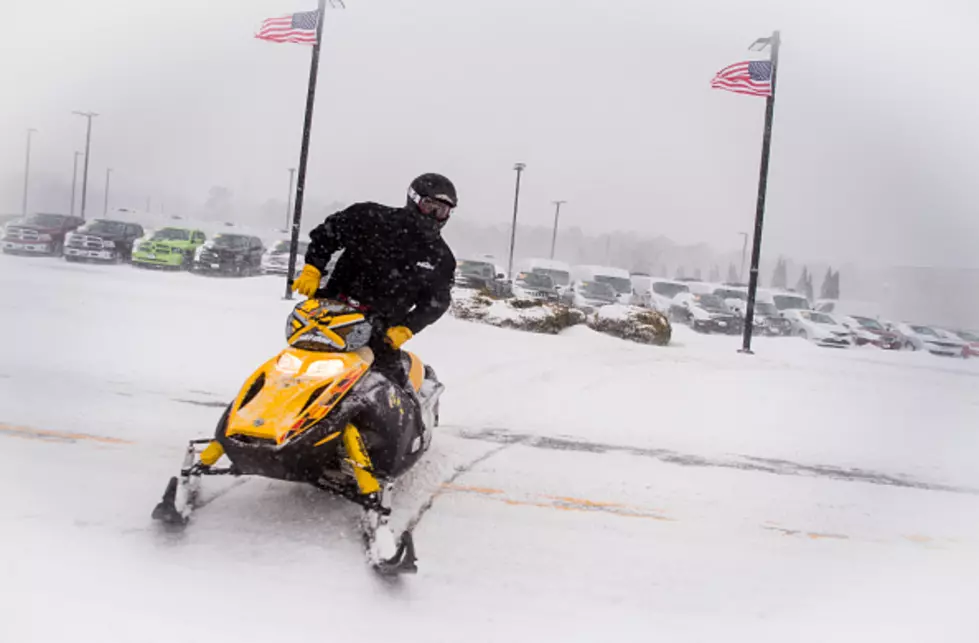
[225,346,373,446]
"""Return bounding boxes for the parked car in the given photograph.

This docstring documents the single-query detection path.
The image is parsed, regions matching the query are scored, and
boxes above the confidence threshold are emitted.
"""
[2,213,84,256]
[891,323,968,356]
[752,301,793,336]
[669,293,743,334]
[631,277,690,313]
[712,285,748,314]
[261,240,309,276]
[952,329,979,357]
[511,271,559,302]
[64,219,144,263]
[837,315,902,349]
[781,310,852,347]
[192,233,265,276]
[455,258,509,297]
[518,258,571,295]
[571,265,633,304]
[771,291,812,312]
[569,280,618,314]
[132,227,206,270]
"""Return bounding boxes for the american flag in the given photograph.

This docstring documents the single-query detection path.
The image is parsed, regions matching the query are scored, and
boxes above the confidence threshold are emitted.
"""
[255,9,320,45]
[710,61,772,97]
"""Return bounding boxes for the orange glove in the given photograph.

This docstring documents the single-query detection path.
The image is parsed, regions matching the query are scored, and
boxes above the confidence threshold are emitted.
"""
[291,264,322,297]
[385,326,413,349]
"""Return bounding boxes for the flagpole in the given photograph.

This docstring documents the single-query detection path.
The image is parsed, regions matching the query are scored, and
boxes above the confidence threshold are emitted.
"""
[740,30,780,354]
[285,0,327,300]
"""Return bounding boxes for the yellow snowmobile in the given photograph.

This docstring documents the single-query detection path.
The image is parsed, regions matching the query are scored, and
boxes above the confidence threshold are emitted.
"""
[151,299,444,575]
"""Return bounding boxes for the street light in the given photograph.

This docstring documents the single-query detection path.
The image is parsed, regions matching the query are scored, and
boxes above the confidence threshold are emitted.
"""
[72,111,99,219]
[285,168,296,232]
[103,168,113,216]
[70,151,82,216]
[22,128,38,217]
[549,200,566,260]
[506,163,526,280]
[738,231,749,282]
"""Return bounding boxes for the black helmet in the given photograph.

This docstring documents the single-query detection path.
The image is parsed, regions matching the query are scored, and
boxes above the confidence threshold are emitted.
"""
[407,173,457,229]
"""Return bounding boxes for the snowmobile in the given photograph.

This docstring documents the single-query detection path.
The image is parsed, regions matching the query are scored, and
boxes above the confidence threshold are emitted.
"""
[151,298,444,575]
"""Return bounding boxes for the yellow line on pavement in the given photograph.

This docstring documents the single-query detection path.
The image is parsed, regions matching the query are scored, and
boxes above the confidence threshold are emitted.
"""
[0,422,133,445]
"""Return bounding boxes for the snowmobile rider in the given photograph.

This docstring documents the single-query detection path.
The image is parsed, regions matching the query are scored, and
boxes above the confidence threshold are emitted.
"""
[290,173,457,473]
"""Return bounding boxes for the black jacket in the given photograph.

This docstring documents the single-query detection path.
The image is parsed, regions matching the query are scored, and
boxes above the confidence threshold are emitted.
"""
[305,202,456,334]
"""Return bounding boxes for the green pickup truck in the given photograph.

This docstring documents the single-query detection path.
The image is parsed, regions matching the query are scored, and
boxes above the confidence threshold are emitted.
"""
[132,227,206,269]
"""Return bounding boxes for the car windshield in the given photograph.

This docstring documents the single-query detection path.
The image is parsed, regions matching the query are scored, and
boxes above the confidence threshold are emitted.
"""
[23,213,68,227]
[580,281,616,299]
[459,260,495,278]
[533,268,569,286]
[910,325,938,337]
[773,294,810,310]
[517,272,554,289]
[956,330,979,342]
[594,275,631,294]
[79,220,126,235]
[211,234,249,248]
[652,282,689,298]
[694,294,728,311]
[803,312,836,325]
[151,228,190,241]
[755,302,778,316]
[854,317,883,331]
[714,288,746,300]
[271,240,309,254]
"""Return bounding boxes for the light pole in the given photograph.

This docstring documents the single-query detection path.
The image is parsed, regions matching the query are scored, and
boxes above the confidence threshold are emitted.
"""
[738,231,749,282]
[72,111,98,219]
[103,168,113,216]
[285,168,296,232]
[70,151,82,216]
[506,163,526,280]
[22,128,38,217]
[549,200,566,260]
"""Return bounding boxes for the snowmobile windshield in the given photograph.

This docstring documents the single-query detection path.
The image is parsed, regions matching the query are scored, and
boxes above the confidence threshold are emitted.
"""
[210,234,249,249]
[271,240,309,254]
[459,260,495,278]
[517,272,555,289]
[714,288,746,300]
[594,275,631,294]
[755,302,778,316]
[580,282,617,300]
[152,228,191,241]
[23,213,68,227]
[694,294,728,312]
[78,220,126,235]
[773,294,810,311]
[533,268,569,286]
[652,282,689,298]
[853,316,883,331]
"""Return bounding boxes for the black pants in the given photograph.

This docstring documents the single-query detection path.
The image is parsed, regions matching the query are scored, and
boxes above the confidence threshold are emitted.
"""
[365,334,422,478]
[368,335,408,389]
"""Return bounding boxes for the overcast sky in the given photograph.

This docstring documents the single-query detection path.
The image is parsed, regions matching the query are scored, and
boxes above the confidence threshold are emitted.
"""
[3,0,978,268]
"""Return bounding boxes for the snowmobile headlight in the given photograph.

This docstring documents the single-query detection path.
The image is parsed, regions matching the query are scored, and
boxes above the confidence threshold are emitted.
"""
[275,353,303,374]
[305,359,347,378]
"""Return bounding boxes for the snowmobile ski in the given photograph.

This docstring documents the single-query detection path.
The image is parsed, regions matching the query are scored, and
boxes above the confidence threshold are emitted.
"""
[151,438,236,527]
[370,530,418,576]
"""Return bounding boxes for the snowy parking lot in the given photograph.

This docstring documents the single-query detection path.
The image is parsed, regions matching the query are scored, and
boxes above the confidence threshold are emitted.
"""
[2,253,978,642]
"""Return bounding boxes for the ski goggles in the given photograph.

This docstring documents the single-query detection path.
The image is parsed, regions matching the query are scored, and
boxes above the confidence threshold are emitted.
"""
[408,187,455,222]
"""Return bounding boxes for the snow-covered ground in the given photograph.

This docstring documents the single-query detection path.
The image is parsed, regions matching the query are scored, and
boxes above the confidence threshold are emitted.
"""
[1,253,978,642]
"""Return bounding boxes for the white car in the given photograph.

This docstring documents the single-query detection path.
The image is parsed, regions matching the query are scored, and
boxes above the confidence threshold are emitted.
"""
[829,314,881,346]
[782,310,852,348]
[262,240,309,276]
[771,291,812,312]
[894,323,968,357]
[571,265,633,305]
[511,271,558,302]
[630,277,690,313]
[569,281,618,314]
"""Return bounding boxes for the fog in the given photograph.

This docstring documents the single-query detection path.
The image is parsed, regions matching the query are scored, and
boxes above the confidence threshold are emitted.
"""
[3,0,979,276]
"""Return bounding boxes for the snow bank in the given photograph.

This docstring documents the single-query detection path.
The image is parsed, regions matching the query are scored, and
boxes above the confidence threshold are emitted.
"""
[451,288,584,334]
[588,304,672,346]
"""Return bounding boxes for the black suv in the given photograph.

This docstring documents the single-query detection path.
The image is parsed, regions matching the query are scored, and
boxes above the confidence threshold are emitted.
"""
[192,233,265,276]
[64,219,145,263]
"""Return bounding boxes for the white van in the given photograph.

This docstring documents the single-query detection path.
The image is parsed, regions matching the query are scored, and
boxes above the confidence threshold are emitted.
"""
[571,265,632,304]
[630,276,690,313]
[518,258,572,289]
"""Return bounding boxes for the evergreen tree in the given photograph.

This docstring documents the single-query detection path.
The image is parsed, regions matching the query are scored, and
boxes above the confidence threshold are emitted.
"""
[727,264,739,283]
[709,265,720,282]
[675,266,686,280]
[772,257,788,289]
